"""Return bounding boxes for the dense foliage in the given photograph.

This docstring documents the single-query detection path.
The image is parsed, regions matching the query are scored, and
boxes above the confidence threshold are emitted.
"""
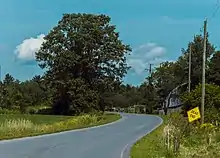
[181,84,220,123]
[0,13,220,119]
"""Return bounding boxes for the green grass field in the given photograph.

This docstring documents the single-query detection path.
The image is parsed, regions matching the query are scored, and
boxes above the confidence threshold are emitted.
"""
[0,113,121,140]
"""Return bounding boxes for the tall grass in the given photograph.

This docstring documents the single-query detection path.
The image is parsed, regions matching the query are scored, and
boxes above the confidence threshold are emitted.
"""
[0,119,35,131]
[0,113,120,140]
[162,113,220,158]
[130,113,220,158]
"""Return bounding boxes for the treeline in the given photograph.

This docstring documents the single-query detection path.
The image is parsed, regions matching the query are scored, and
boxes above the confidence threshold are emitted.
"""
[0,71,158,113]
[0,13,220,119]
[0,74,49,114]
[151,34,220,122]
[0,73,157,115]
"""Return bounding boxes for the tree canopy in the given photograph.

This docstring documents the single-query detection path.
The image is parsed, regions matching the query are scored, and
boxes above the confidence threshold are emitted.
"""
[35,13,131,115]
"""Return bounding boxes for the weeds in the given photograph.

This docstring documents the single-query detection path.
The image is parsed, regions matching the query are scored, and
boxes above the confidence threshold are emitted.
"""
[163,112,220,158]
[0,118,35,131]
[131,113,220,158]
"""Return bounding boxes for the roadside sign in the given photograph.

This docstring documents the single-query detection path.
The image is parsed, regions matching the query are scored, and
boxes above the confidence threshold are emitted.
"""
[187,106,201,123]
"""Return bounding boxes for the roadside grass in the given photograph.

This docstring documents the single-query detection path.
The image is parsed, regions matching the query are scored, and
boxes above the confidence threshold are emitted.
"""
[0,114,72,124]
[0,113,121,140]
[178,124,220,158]
[130,114,220,158]
[130,115,168,158]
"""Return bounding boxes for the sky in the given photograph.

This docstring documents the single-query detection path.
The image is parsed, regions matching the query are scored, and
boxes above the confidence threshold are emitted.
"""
[0,0,220,85]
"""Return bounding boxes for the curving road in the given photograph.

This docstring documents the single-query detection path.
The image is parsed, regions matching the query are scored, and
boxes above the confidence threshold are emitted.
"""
[0,113,163,158]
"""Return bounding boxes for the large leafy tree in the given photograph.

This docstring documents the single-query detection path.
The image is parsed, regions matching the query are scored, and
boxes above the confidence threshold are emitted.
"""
[36,13,131,115]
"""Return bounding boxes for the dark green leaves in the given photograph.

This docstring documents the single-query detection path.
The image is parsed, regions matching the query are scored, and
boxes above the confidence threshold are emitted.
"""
[35,13,131,115]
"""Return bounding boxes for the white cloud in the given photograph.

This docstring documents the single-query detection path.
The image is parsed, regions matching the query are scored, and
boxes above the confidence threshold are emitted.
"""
[127,43,167,75]
[14,34,45,60]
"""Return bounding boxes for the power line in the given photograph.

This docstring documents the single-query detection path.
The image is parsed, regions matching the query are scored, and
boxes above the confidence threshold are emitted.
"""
[209,0,220,20]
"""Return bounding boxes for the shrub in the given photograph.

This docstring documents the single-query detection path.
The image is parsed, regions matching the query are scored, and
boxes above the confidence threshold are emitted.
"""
[25,106,52,115]
[163,113,220,158]
[25,107,38,114]
[0,108,20,114]
[37,108,53,115]
[215,131,220,143]
[163,112,190,155]
[181,83,220,123]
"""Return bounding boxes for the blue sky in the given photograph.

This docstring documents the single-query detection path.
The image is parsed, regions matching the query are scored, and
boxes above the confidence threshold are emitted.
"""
[0,0,220,85]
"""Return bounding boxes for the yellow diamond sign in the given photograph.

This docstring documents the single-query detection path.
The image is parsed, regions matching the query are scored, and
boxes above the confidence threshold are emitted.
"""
[187,106,201,123]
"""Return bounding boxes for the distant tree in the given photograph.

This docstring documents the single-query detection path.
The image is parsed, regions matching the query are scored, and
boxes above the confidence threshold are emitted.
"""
[138,82,158,113]
[149,34,215,112]
[3,73,15,85]
[152,61,177,100]
[176,34,215,88]
[208,51,220,85]
[32,75,41,83]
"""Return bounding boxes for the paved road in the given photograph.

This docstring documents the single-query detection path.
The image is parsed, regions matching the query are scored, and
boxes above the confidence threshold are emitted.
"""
[0,113,163,158]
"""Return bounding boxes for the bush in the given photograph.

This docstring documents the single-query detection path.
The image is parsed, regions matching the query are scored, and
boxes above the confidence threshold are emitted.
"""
[163,112,190,155]
[181,83,220,123]
[0,108,20,114]
[215,131,220,143]
[37,108,53,115]
[179,123,220,158]
[163,113,220,157]
[25,106,52,115]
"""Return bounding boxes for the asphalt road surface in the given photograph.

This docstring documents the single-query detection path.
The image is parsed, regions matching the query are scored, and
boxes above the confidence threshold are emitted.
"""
[0,113,163,158]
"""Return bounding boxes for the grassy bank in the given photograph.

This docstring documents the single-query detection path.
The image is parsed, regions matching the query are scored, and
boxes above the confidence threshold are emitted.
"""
[130,114,220,158]
[0,113,121,140]
[130,115,168,158]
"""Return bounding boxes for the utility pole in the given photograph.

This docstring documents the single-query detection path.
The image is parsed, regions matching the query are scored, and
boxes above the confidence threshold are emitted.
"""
[145,63,153,85]
[201,18,207,125]
[149,63,152,75]
[188,44,192,93]
[145,63,154,114]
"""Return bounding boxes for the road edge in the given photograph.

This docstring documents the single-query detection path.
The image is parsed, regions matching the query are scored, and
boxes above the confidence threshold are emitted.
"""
[0,112,125,144]
[120,115,163,158]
